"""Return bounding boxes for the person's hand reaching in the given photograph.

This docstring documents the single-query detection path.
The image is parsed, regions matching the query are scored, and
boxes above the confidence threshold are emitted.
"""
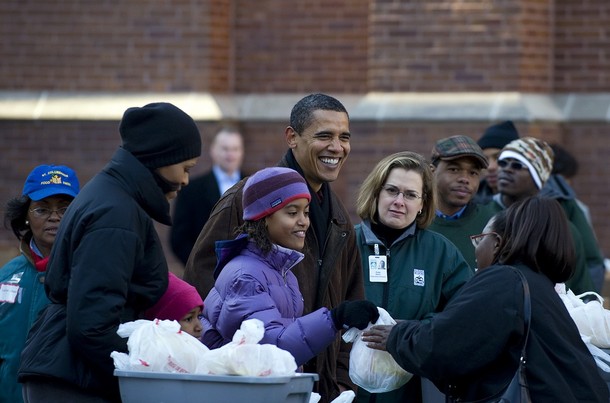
[331,300,379,330]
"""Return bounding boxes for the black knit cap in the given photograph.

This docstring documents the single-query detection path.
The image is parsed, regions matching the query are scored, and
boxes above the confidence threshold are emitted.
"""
[119,102,202,169]
[477,120,520,150]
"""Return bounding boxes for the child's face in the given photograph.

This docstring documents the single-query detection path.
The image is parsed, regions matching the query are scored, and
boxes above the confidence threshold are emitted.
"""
[264,198,310,251]
[179,306,203,339]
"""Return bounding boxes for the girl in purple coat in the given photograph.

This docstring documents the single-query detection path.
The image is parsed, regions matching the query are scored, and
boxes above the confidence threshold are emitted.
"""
[200,167,378,366]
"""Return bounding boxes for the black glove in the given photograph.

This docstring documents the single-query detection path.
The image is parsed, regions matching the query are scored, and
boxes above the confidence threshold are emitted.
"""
[331,300,379,330]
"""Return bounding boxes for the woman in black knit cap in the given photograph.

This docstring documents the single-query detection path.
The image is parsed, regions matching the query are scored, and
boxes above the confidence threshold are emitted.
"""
[18,103,202,403]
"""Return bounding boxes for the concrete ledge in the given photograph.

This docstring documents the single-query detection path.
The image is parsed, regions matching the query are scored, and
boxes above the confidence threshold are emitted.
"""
[1,91,610,122]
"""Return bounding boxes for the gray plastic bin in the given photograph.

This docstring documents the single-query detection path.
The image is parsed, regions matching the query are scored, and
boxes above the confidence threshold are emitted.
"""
[114,370,318,403]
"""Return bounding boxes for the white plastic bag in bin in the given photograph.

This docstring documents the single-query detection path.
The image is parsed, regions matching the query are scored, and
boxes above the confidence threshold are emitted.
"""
[342,307,412,393]
[112,319,209,373]
[198,318,297,376]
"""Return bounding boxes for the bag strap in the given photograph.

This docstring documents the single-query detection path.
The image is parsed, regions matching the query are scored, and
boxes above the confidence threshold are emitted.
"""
[513,269,531,388]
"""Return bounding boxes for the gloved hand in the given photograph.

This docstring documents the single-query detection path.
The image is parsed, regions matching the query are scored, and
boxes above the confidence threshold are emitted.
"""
[331,300,379,330]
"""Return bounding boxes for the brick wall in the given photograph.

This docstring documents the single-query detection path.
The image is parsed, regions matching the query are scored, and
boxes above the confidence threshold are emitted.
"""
[554,0,610,91]
[0,0,221,91]
[369,0,554,91]
[232,0,370,93]
[2,1,610,92]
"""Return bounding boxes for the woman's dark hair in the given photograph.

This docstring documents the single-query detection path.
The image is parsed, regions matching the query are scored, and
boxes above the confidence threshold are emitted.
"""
[490,209,508,236]
[496,196,575,283]
[235,220,273,255]
[4,195,31,241]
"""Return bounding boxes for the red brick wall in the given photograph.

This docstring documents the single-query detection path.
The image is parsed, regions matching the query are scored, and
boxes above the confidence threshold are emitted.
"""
[2,1,610,92]
[0,1,222,91]
[554,0,610,91]
[232,0,370,93]
[369,0,553,92]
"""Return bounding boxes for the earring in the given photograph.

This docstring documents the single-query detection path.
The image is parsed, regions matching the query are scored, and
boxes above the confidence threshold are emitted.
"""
[418,210,422,215]
[25,220,29,226]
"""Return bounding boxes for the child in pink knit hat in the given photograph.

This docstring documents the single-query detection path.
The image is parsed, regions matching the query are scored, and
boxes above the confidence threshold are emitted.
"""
[144,272,204,338]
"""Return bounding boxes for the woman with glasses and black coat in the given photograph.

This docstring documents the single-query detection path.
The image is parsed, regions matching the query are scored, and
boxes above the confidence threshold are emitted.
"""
[353,151,473,403]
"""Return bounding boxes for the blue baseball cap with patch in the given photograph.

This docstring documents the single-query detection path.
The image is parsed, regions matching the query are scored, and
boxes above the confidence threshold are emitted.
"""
[22,165,80,201]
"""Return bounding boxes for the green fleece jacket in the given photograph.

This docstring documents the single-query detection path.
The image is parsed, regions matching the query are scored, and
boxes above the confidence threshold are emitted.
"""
[354,220,474,403]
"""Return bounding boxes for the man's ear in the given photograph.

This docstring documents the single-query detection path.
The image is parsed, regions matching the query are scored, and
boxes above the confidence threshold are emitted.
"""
[285,126,298,149]
[429,163,436,173]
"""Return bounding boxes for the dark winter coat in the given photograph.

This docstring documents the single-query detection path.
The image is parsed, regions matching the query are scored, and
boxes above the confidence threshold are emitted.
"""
[18,148,170,401]
[386,264,608,402]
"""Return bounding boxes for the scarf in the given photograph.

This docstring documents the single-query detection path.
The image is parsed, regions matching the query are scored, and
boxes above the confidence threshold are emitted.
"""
[30,247,49,272]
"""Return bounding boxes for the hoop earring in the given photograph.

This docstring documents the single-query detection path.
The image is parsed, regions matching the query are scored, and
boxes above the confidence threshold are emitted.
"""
[418,210,422,215]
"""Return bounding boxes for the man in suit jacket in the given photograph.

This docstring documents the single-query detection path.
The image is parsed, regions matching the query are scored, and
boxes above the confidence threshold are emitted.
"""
[170,128,245,265]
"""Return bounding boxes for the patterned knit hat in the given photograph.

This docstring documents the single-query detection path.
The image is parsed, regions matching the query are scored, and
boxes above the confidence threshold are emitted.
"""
[478,120,520,150]
[119,102,202,170]
[499,137,554,189]
[431,135,488,168]
[144,272,203,321]
[242,167,311,221]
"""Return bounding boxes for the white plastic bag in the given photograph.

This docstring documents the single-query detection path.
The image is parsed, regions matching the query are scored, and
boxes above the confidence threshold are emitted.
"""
[582,335,610,373]
[330,390,356,403]
[112,319,209,373]
[555,284,610,348]
[198,318,297,376]
[342,307,412,393]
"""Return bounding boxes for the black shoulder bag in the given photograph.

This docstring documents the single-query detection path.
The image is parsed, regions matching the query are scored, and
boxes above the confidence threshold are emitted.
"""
[448,269,532,403]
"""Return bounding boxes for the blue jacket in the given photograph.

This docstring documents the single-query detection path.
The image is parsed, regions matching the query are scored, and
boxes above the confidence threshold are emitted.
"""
[0,240,48,403]
[202,236,338,366]
[18,148,170,401]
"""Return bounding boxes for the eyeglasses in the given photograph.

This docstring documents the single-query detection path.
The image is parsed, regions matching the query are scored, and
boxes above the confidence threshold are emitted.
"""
[381,185,422,201]
[29,207,69,219]
[469,231,500,248]
[498,159,528,171]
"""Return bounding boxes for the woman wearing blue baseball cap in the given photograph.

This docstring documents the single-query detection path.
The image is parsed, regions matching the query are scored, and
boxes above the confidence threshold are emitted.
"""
[0,164,80,403]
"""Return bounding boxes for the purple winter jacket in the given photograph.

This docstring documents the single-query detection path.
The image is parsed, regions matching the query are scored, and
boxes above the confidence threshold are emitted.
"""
[201,236,339,366]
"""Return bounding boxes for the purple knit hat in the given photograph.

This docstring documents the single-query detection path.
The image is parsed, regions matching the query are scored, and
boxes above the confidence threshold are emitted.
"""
[144,273,203,321]
[242,167,311,221]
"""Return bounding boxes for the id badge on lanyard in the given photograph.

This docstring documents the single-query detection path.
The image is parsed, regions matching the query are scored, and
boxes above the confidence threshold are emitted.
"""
[368,243,388,282]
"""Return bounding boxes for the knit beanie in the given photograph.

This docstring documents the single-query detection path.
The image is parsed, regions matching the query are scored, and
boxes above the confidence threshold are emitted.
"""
[119,102,202,170]
[478,120,520,150]
[242,167,311,221]
[144,272,204,321]
[499,137,554,189]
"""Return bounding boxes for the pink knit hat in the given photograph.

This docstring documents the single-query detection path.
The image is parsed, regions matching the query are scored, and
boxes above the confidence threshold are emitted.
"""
[144,272,203,321]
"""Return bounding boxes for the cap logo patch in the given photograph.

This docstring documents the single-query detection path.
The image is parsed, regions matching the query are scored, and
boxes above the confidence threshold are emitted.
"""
[40,170,74,188]
[270,198,283,208]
